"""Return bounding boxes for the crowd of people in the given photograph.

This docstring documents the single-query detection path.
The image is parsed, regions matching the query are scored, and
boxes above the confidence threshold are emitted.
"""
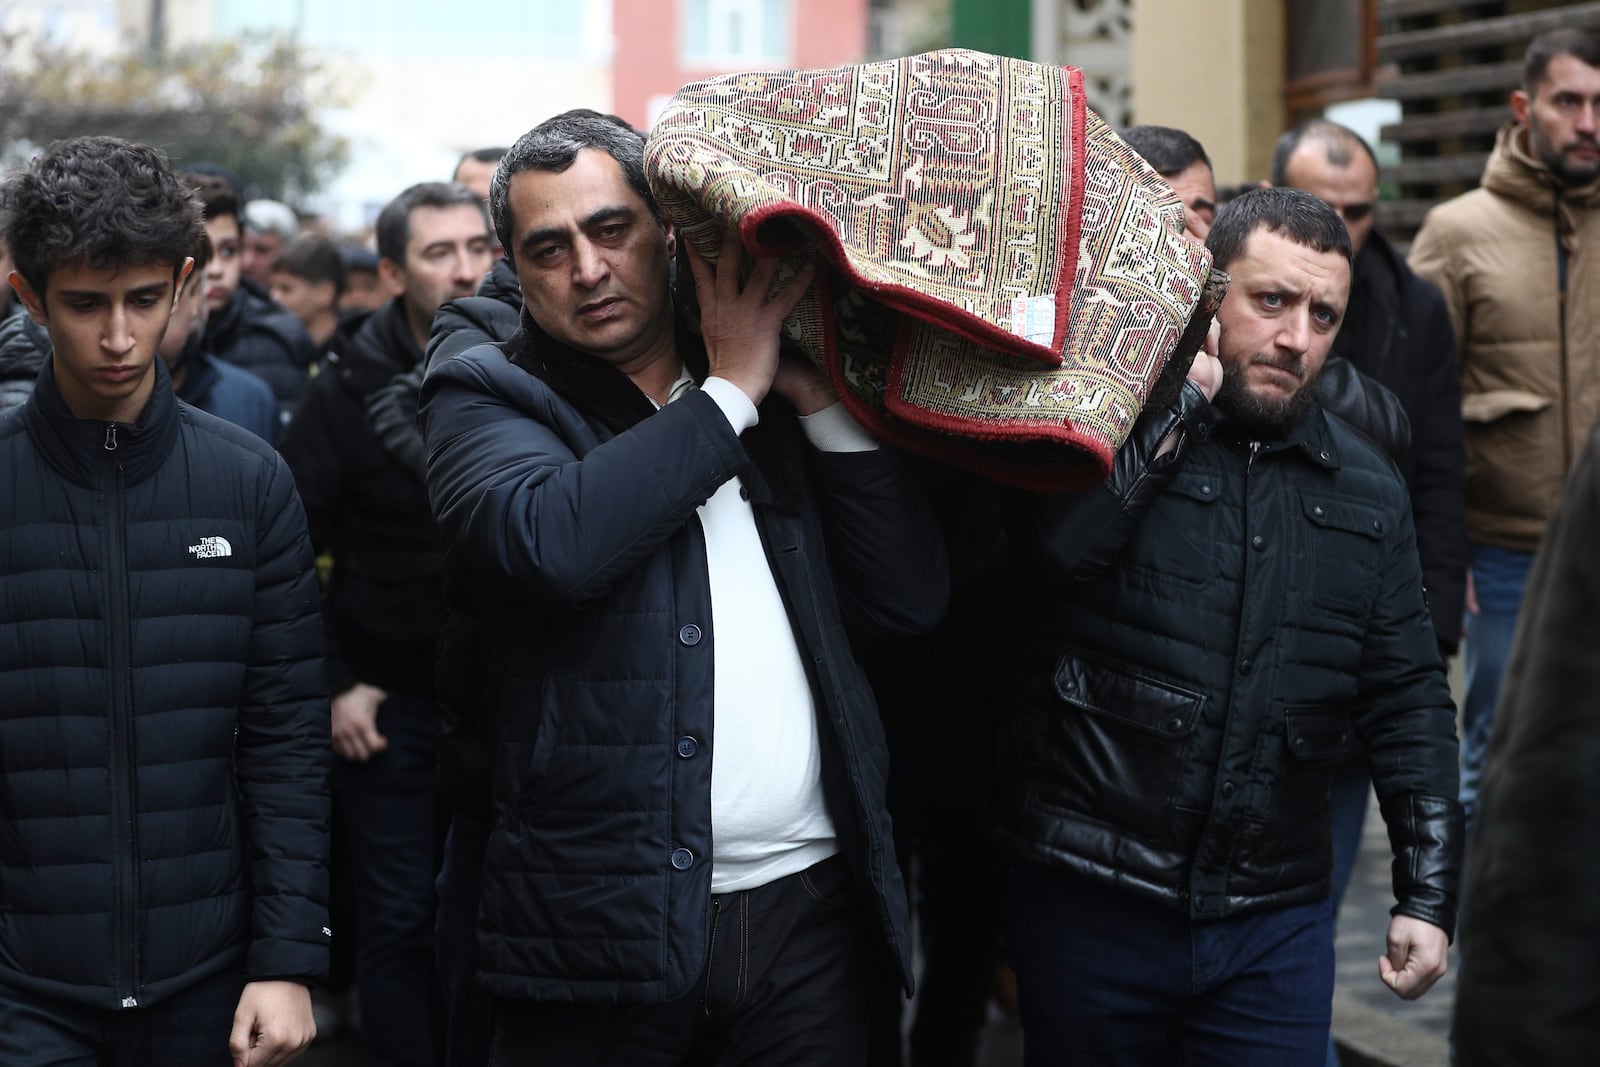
[0,25,1597,1067]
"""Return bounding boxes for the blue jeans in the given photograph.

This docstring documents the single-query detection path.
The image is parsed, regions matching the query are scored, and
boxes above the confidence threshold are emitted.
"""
[1007,862,1334,1067]
[1460,544,1534,825]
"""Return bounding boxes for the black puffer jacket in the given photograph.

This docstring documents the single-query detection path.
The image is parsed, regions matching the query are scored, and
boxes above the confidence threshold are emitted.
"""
[0,360,331,1009]
[0,307,49,415]
[419,322,948,1002]
[1332,230,1467,652]
[1000,387,1463,932]
[205,279,316,428]
[364,257,523,482]
[280,298,446,698]
[427,256,521,373]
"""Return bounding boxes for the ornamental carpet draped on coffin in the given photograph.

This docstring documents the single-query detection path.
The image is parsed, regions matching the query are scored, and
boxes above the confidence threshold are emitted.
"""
[645,48,1228,492]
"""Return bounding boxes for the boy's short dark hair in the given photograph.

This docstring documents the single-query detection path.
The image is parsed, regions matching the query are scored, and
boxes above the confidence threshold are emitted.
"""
[272,233,348,296]
[190,231,214,274]
[182,172,241,225]
[0,136,205,301]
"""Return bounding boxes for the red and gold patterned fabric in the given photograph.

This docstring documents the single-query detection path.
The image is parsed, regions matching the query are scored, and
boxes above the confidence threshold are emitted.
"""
[646,49,1225,491]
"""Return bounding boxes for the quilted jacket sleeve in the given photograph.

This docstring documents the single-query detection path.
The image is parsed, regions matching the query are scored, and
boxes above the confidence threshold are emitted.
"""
[1019,380,1217,582]
[421,350,749,611]
[1350,498,1464,939]
[236,452,332,983]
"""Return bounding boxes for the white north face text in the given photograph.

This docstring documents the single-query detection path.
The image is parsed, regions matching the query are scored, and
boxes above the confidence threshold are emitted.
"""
[187,536,233,560]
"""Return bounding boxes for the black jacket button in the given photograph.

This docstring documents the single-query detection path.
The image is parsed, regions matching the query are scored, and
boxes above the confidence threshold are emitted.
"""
[676,736,698,758]
[671,848,694,870]
[678,624,702,646]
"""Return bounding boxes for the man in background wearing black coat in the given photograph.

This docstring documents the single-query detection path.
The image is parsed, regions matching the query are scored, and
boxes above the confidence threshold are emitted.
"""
[278,180,494,1067]
[1272,119,1467,655]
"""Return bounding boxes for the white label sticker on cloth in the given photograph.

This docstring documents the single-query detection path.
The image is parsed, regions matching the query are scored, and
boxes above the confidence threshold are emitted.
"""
[1007,295,1057,345]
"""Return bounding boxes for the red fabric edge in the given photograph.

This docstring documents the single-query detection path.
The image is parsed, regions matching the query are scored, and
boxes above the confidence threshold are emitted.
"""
[1052,66,1087,352]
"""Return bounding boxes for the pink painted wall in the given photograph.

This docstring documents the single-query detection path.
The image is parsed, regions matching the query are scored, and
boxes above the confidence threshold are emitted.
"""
[612,0,869,130]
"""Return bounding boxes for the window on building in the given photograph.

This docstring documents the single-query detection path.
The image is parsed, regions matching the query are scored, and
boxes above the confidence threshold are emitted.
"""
[682,0,792,66]
[1284,0,1378,114]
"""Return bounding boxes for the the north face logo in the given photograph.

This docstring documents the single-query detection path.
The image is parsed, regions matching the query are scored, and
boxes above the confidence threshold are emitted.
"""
[187,536,232,560]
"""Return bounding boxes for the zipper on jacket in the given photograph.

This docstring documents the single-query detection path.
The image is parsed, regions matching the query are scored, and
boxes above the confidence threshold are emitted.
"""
[102,429,141,1007]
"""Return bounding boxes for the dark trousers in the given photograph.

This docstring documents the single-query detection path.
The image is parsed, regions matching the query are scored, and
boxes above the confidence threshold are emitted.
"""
[335,690,443,1067]
[489,855,888,1067]
[1007,862,1334,1067]
[436,814,493,1067]
[0,971,244,1066]
[863,599,1004,1067]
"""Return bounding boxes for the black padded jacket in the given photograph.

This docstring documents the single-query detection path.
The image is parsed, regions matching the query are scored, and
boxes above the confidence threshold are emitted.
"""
[419,321,949,1002]
[1331,230,1467,653]
[205,279,316,430]
[999,385,1464,934]
[279,298,446,697]
[0,360,331,1009]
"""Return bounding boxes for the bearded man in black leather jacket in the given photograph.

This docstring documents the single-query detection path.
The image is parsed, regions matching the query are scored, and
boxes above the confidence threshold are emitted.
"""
[999,188,1463,1066]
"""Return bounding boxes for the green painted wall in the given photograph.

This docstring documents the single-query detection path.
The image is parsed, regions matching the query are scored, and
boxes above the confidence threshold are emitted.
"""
[950,0,1032,59]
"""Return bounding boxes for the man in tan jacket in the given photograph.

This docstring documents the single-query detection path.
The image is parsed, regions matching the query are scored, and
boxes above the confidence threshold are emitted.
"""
[1410,28,1600,823]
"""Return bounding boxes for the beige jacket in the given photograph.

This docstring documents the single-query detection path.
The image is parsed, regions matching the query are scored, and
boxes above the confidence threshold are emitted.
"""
[1409,124,1600,552]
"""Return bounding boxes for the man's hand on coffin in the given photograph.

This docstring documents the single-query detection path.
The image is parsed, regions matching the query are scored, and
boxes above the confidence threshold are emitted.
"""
[686,227,815,406]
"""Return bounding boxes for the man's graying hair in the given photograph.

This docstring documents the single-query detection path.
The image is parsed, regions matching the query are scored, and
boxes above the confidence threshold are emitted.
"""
[1205,186,1353,273]
[491,109,657,253]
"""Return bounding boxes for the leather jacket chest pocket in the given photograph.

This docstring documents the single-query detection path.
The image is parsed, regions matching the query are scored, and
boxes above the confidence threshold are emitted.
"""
[1124,473,1223,592]
[1298,491,1387,621]
[1030,654,1205,844]
[1255,705,1361,846]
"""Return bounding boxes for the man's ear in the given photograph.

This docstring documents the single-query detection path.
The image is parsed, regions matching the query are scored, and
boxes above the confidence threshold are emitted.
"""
[377,257,407,299]
[1512,88,1531,126]
[663,220,677,258]
[173,257,195,306]
[8,271,47,325]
